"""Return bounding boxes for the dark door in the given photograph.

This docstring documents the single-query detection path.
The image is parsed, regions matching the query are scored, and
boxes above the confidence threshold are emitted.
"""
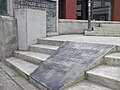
[0,0,7,15]
[77,0,88,20]
[59,0,64,19]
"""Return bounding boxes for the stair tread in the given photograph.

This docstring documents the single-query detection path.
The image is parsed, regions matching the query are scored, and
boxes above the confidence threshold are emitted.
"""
[64,80,113,90]
[14,51,50,62]
[87,65,120,81]
[105,53,120,59]
[6,57,38,75]
[30,44,59,50]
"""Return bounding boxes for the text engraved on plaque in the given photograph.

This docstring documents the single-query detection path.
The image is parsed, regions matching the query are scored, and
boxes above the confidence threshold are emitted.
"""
[30,41,114,90]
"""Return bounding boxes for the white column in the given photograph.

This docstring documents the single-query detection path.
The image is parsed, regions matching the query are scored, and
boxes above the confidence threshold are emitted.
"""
[15,9,46,50]
[7,0,14,16]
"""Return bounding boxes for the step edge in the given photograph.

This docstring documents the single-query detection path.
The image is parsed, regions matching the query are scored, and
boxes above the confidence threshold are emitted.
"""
[6,57,38,75]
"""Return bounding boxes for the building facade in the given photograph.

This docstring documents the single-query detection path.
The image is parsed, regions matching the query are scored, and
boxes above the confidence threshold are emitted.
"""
[0,0,120,21]
[59,0,120,21]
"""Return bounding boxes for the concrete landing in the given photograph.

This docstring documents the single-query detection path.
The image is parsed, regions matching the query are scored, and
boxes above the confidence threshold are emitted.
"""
[30,41,115,90]
[40,34,120,46]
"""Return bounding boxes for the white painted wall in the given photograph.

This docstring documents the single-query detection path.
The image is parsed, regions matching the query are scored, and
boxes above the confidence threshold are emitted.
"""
[15,9,46,50]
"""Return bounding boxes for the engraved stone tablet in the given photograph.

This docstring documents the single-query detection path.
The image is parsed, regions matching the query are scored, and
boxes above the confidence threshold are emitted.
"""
[30,41,114,90]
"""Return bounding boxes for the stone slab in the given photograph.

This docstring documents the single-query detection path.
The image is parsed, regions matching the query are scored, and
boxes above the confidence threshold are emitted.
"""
[30,41,114,90]
[15,9,46,50]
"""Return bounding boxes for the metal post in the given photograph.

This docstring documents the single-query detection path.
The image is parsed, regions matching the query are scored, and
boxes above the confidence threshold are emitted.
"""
[88,0,92,31]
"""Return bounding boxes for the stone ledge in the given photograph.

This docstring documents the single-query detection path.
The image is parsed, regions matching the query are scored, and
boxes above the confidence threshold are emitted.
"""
[59,19,120,24]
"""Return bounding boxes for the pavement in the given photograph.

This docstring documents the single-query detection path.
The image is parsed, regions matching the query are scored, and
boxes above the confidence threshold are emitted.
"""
[0,62,39,90]
[0,67,22,90]
[43,34,120,46]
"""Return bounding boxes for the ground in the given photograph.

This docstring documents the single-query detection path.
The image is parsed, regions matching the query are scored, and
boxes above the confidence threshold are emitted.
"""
[0,62,39,90]
[0,68,22,90]
[43,34,120,46]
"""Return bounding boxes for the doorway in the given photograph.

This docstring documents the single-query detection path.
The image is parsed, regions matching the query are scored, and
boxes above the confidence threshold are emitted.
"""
[77,0,88,20]
[0,0,7,15]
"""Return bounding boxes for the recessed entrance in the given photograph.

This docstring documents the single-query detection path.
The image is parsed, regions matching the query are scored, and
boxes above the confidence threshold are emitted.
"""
[0,0,7,15]
[77,0,88,20]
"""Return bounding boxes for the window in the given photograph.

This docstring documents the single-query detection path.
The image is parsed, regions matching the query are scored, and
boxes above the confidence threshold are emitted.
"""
[59,0,64,19]
[93,0,112,21]
[94,1,102,8]
[105,2,111,6]
[0,0,7,15]
[93,0,112,8]
[77,0,88,20]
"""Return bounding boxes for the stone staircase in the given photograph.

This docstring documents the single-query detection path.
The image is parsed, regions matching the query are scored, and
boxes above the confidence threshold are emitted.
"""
[5,38,63,83]
[4,38,120,90]
[65,52,120,90]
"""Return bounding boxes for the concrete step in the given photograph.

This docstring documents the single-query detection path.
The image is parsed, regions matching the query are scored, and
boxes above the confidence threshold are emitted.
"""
[6,57,38,76]
[93,27,118,31]
[105,53,120,66]
[86,65,120,90]
[85,31,120,36]
[85,27,120,36]
[14,51,50,65]
[85,30,104,36]
[29,44,58,55]
[37,38,64,46]
[100,24,120,28]
[6,57,48,90]
[64,80,113,90]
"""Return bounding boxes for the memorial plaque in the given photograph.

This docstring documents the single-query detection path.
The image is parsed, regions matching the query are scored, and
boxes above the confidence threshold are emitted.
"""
[14,0,56,32]
[30,41,114,90]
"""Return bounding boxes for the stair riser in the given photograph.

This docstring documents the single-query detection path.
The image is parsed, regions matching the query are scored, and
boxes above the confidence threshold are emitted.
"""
[29,77,48,90]
[13,53,43,65]
[105,57,120,66]
[93,28,105,31]
[86,73,120,90]
[117,46,120,52]
[85,31,120,36]
[37,39,63,46]
[100,24,120,28]
[85,31,104,36]
[30,46,56,55]
[93,27,118,31]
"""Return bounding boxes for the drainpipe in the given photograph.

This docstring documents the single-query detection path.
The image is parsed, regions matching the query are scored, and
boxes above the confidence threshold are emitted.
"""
[88,0,92,31]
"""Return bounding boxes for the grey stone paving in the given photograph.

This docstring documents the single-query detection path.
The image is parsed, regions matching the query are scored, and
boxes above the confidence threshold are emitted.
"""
[0,68,23,90]
[0,62,40,90]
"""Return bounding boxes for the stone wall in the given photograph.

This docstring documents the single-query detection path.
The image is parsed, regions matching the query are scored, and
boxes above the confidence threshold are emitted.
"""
[58,19,88,34]
[7,0,58,33]
[58,19,120,35]
[0,16,17,61]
